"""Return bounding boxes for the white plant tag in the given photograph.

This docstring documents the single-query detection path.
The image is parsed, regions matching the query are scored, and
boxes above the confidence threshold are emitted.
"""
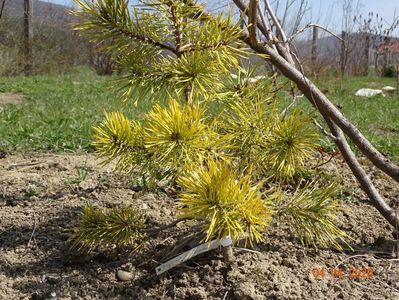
[155,236,232,275]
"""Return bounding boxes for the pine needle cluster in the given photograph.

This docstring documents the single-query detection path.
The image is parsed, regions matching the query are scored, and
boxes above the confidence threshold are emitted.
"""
[273,182,350,250]
[178,159,271,245]
[142,99,217,173]
[71,0,349,252]
[266,111,319,179]
[93,111,147,172]
[68,205,144,254]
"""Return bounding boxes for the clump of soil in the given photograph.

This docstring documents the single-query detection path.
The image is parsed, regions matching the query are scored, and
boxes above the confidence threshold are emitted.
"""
[0,153,398,299]
[0,93,24,107]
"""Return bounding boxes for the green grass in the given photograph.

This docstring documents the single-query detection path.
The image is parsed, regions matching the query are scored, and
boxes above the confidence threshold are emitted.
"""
[0,68,398,161]
[0,68,151,152]
[284,75,399,161]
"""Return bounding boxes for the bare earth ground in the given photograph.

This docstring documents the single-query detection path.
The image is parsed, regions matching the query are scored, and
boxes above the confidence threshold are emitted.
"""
[0,152,398,300]
[0,93,23,108]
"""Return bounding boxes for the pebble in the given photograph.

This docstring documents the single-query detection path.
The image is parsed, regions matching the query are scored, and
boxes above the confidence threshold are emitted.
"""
[116,270,133,281]
[14,247,24,253]
[363,236,374,245]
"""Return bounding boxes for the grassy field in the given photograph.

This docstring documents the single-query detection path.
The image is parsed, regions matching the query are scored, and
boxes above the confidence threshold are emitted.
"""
[306,76,399,160]
[0,68,151,152]
[0,68,398,160]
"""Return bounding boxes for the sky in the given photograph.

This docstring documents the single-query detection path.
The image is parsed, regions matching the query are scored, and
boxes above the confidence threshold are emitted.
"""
[43,0,399,34]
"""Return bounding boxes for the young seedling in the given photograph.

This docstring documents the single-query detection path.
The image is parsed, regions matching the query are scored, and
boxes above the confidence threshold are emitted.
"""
[70,0,349,269]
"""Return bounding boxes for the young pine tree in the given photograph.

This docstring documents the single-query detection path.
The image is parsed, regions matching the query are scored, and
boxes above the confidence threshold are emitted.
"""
[69,0,349,260]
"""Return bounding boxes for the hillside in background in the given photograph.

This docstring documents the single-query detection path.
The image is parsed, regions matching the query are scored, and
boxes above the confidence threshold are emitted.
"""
[0,0,91,76]
[2,0,70,22]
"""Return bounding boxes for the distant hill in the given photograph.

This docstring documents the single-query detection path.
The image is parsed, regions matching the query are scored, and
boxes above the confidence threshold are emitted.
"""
[295,33,399,64]
[2,0,71,23]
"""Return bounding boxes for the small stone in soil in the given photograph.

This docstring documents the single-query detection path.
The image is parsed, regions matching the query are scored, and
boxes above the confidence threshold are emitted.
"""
[116,270,133,281]
[0,150,8,158]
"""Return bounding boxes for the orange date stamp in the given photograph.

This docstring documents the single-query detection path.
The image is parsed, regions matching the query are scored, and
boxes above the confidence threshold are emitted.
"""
[312,267,374,279]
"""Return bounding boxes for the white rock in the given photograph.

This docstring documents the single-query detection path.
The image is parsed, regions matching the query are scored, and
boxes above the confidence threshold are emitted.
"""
[355,88,384,97]
[382,86,396,95]
[230,73,265,84]
[382,86,395,91]
[116,270,133,281]
[248,75,265,84]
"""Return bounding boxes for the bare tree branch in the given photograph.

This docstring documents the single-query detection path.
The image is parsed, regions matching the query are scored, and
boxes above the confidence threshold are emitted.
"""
[263,0,287,42]
[248,0,259,45]
[231,0,399,229]
[289,23,345,44]
[325,119,398,230]
[241,32,399,228]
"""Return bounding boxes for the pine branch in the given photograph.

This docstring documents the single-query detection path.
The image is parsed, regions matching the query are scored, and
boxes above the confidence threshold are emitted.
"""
[73,0,177,54]
[274,182,349,250]
[68,205,145,254]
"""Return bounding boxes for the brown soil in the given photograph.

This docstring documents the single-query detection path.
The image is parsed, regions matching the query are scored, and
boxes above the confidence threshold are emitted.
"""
[0,153,398,300]
[0,93,24,107]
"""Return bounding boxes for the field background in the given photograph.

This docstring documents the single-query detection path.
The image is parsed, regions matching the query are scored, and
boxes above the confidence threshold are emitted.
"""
[1,68,398,161]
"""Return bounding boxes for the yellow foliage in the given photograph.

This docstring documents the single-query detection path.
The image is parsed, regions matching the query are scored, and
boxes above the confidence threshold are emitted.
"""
[143,99,227,175]
[266,111,319,179]
[177,159,271,246]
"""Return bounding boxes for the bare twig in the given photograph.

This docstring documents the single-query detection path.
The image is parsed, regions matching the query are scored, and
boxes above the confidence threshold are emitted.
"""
[263,0,287,43]
[312,118,337,140]
[289,23,346,45]
[280,94,303,117]
[7,162,42,170]
[312,150,339,170]
[256,6,277,51]
[27,210,37,248]
[234,247,262,254]
[249,32,399,229]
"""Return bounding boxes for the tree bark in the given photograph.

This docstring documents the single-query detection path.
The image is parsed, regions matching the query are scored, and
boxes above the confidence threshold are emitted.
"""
[340,30,346,77]
[222,245,234,265]
[364,32,370,76]
[311,26,318,75]
[24,0,33,76]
